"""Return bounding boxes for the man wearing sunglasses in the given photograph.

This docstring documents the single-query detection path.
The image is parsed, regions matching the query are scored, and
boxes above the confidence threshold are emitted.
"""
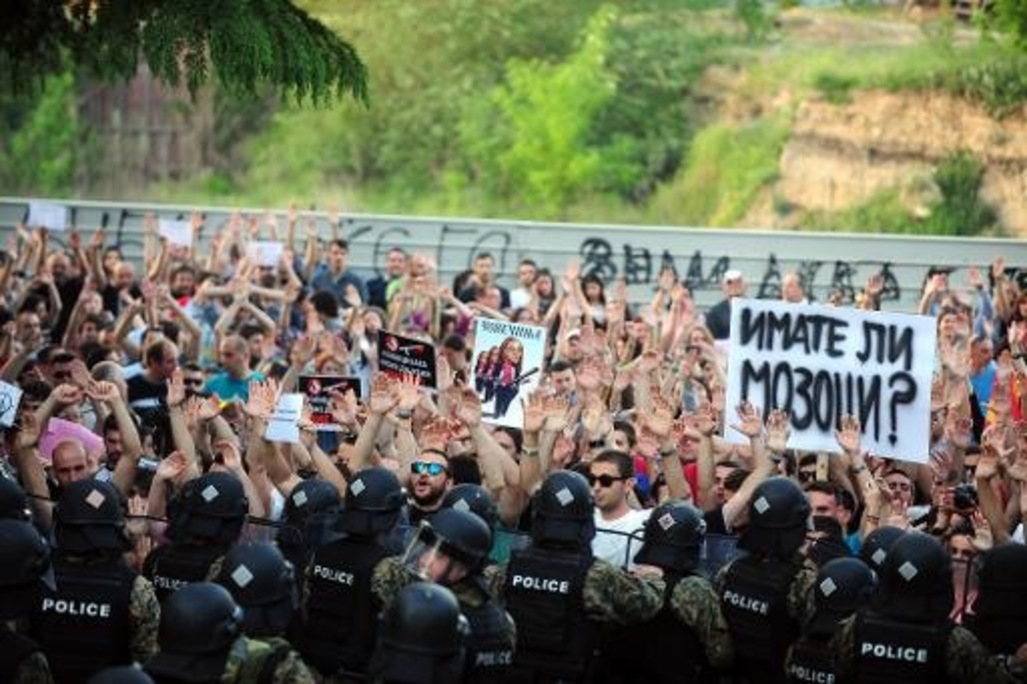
[589,450,650,570]
[408,450,453,525]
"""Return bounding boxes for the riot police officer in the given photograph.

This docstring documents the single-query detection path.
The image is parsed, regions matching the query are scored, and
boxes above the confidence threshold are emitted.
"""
[367,582,470,684]
[145,582,313,684]
[296,466,405,681]
[833,530,1022,683]
[603,500,734,683]
[215,542,298,639]
[441,483,499,529]
[143,471,248,601]
[0,518,53,684]
[0,475,32,521]
[786,557,876,684]
[87,665,155,683]
[276,478,341,592]
[716,476,817,684]
[379,508,515,683]
[30,479,160,681]
[498,470,664,683]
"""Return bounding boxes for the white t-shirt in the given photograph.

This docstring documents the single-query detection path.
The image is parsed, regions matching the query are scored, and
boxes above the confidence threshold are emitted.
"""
[592,508,650,570]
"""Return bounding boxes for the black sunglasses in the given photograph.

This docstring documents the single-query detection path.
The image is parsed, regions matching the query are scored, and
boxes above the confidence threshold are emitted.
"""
[411,461,447,477]
[587,473,627,488]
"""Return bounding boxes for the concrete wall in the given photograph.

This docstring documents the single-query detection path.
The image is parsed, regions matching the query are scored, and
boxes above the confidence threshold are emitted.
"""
[2,197,1024,313]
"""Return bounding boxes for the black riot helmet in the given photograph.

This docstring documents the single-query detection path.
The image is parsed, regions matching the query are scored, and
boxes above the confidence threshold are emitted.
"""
[54,479,131,553]
[337,467,405,536]
[403,509,492,584]
[967,543,1027,656]
[858,526,905,575]
[277,478,341,558]
[531,470,595,548]
[738,477,810,559]
[633,501,706,575]
[0,475,31,521]
[167,472,248,546]
[371,582,469,684]
[214,542,297,639]
[441,484,498,530]
[0,518,52,620]
[144,582,243,683]
[805,557,877,638]
[872,531,953,623]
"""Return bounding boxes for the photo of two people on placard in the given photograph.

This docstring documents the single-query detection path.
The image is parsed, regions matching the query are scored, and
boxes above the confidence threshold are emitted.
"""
[470,320,545,429]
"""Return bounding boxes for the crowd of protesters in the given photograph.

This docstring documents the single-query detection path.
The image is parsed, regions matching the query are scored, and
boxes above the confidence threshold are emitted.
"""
[0,207,1026,683]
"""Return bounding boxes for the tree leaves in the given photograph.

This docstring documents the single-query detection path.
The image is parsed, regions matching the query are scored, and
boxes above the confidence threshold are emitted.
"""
[0,0,367,104]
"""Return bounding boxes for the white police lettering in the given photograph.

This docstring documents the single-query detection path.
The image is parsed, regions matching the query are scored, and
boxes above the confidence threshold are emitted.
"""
[723,590,769,615]
[152,575,188,591]
[41,597,112,618]
[475,650,513,667]
[788,663,834,683]
[860,642,929,663]
[313,565,354,585]
[510,574,570,594]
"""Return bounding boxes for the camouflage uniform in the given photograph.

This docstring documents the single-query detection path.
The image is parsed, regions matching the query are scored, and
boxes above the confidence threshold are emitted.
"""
[222,636,317,684]
[129,576,161,663]
[831,616,1024,684]
[669,575,734,670]
[490,557,665,624]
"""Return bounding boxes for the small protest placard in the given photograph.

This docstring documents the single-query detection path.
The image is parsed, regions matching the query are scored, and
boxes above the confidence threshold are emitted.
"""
[470,318,546,428]
[378,330,436,388]
[247,241,284,268]
[28,201,68,232]
[724,299,936,462]
[0,380,23,428]
[159,218,193,247]
[299,375,361,431]
[264,393,304,444]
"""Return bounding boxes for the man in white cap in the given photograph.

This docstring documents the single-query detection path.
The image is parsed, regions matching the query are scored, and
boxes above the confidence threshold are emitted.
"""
[706,269,746,340]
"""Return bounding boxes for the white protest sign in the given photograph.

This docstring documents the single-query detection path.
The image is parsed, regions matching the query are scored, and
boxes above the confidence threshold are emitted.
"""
[159,218,193,247]
[0,380,23,427]
[28,201,68,232]
[264,393,304,444]
[724,298,937,462]
[470,318,546,429]
[247,241,284,268]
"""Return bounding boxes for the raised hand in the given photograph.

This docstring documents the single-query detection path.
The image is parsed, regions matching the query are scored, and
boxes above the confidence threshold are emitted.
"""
[368,373,399,416]
[542,394,572,433]
[156,451,189,484]
[643,396,674,440]
[394,373,422,412]
[53,383,84,407]
[290,333,318,368]
[834,414,861,454]
[765,409,791,453]
[943,409,972,449]
[581,393,613,440]
[244,379,277,420]
[329,388,360,427]
[575,355,603,393]
[166,369,186,408]
[970,510,993,552]
[214,439,244,472]
[420,416,452,452]
[453,387,482,429]
[196,395,222,422]
[692,402,719,436]
[87,381,122,405]
[521,391,546,434]
[731,401,763,439]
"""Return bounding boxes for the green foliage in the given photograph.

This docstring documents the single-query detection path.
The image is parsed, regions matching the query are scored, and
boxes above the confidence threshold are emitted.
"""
[1,71,83,195]
[649,117,790,226]
[995,0,1027,48]
[1,0,367,104]
[924,151,998,235]
[800,152,1000,236]
[736,0,772,42]
[932,53,1027,116]
[813,72,857,104]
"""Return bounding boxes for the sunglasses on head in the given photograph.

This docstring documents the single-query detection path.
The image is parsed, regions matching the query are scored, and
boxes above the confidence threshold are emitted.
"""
[411,461,447,477]
[587,473,626,488]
